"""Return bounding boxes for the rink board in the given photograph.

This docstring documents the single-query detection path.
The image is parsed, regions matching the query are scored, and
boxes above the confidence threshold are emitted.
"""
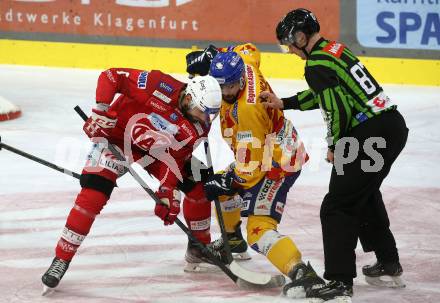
[0,39,439,86]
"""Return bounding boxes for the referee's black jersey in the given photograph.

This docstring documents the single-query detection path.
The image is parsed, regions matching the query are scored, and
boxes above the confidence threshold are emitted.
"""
[283,38,396,149]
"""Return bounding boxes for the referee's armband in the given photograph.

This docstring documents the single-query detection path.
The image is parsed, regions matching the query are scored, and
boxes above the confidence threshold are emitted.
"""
[281,96,300,110]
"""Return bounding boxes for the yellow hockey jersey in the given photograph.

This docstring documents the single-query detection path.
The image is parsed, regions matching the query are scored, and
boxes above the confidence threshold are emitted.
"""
[219,43,308,189]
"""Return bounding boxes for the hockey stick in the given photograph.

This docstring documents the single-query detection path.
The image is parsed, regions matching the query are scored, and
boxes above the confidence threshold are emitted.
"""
[203,140,233,264]
[74,105,283,288]
[0,136,81,179]
[204,140,286,286]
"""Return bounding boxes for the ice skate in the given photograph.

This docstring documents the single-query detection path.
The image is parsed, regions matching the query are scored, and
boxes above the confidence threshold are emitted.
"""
[184,239,228,273]
[210,221,251,261]
[362,261,406,288]
[306,280,353,303]
[283,261,325,299]
[41,257,70,296]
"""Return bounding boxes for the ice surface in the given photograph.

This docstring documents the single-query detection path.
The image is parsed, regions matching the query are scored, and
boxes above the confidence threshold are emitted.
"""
[0,65,439,302]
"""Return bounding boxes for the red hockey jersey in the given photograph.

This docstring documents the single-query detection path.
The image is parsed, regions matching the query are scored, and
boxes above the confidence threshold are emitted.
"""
[95,68,209,187]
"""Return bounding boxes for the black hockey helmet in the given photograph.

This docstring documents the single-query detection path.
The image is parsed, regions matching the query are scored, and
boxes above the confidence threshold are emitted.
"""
[276,8,320,45]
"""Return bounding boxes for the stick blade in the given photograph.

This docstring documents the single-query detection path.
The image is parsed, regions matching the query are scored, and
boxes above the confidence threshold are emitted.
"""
[230,261,285,287]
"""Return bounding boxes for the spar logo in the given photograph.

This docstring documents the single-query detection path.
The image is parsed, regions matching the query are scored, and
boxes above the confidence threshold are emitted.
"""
[15,0,194,7]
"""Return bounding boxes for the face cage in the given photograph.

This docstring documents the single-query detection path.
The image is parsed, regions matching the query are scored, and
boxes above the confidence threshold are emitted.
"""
[188,97,220,123]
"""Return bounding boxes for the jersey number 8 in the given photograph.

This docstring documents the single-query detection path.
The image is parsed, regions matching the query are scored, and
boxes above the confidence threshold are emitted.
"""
[350,63,376,95]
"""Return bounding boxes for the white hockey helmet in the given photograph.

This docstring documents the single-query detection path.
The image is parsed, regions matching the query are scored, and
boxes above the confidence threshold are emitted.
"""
[185,75,222,122]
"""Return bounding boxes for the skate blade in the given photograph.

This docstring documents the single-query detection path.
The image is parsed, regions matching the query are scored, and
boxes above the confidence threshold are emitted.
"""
[236,274,286,289]
[232,251,251,261]
[320,296,352,303]
[41,284,55,296]
[183,262,221,273]
[365,275,406,288]
[284,286,306,299]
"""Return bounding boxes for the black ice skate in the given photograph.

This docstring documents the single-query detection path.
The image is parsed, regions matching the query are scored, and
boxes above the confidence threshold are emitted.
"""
[362,261,405,288]
[283,261,325,299]
[41,257,70,296]
[307,280,353,303]
[184,239,228,273]
[210,221,251,261]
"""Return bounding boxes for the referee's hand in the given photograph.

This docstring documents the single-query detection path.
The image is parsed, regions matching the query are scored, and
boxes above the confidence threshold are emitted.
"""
[260,91,284,109]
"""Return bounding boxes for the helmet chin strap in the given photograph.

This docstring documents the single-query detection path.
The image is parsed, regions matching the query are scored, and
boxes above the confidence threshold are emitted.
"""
[291,31,310,58]
[294,39,310,58]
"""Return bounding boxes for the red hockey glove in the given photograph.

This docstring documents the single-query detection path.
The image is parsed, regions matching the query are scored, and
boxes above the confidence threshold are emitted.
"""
[154,187,181,225]
[83,105,117,139]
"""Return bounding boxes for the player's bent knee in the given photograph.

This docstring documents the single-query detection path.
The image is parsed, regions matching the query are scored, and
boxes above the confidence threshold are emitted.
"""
[247,215,301,275]
[80,173,115,197]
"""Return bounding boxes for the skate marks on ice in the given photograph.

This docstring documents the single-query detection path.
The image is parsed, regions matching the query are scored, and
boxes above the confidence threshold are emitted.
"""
[0,188,285,303]
[282,185,440,303]
[1,186,439,302]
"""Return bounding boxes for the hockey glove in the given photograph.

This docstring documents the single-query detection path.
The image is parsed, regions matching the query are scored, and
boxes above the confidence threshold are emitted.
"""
[83,104,117,139]
[186,44,218,77]
[155,186,182,225]
[204,170,238,201]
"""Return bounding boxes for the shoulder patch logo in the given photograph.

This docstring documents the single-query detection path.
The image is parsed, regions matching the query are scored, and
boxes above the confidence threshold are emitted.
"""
[137,71,149,89]
[323,41,345,58]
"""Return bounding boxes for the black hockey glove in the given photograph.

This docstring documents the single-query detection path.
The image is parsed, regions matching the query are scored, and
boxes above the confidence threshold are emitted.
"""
[203,170,238,201]
[186,44,219,77]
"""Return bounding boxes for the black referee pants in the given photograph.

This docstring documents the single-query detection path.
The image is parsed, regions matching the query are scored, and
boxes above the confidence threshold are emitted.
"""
[321,110,409,284]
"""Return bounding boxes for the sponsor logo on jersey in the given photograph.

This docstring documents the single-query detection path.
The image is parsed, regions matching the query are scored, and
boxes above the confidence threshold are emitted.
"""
[147,112,178,134]
[222,196,243,212]
[267,179,282,202]
[137,71,149,89]
[243,192,253,199]
[169,112,178,121]
[367,91,393,113]
[106,70,116,83]
[180,121,196,138]
[159,81,174,93]
[257,178,283,204]
[232,102,238,121]
[153,90,172,103]
[275,201,285,215]
[323,41,345,58]
[246,65,256,104]
[149,98,169,112]
[193,122,205,136]
[241,199,250,211]
[236,131,253,142]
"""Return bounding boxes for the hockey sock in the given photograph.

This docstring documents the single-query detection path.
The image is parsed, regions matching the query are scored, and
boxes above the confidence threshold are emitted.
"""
[55,188,109,261]
[183,183,211,244]
[217,194,242,233]
[247,215,302,275]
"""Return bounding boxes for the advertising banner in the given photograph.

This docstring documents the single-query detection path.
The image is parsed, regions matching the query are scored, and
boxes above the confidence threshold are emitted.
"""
[357,0,440,50]
[0,0,340,44]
